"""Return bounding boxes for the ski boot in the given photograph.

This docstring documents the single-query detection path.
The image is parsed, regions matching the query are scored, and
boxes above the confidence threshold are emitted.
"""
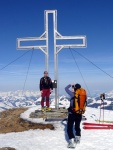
[74,136,81,144]
[41,107,45,112]
[67,138,76,148]
[46,107,52,111]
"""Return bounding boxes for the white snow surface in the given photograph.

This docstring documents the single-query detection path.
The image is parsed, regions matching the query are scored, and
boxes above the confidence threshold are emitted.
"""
[0,103,113,150]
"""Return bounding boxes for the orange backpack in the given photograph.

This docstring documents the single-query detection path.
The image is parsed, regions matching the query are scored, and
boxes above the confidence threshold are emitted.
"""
[73,88,87,114]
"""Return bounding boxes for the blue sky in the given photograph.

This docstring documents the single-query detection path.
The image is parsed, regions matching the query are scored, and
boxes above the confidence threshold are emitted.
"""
[0,0,113,96]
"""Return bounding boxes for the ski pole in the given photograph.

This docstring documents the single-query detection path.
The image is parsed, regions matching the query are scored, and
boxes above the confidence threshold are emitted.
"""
[103,101,104,123]
[103,93,105,123]
[100,93,105,123]
[99,100,102,123]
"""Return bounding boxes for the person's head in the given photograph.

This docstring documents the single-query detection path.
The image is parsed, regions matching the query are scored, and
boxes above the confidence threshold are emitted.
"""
[44,71,48,77]
[74,83,81,91]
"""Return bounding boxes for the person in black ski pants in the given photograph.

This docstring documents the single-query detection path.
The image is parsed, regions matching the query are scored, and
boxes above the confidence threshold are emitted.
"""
[65,83,82,148]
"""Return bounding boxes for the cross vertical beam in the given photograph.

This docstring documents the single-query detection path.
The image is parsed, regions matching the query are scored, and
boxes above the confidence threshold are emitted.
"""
[44,10,58,109]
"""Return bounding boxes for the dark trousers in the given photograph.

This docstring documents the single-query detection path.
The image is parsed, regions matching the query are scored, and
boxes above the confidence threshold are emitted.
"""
[67,113,82,139]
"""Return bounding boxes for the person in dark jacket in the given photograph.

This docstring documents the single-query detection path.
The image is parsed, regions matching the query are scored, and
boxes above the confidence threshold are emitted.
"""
[40,71,53,111]
[65,83,82,148]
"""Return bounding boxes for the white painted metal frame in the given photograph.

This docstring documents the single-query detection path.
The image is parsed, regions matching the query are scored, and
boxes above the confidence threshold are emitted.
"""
[17,10,87,109]
[17,24,48,71]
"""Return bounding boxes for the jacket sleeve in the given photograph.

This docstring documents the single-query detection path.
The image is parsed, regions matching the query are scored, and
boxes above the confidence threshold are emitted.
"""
[40,78,43,91]
[49,78,53,90]
[65,84,74,98]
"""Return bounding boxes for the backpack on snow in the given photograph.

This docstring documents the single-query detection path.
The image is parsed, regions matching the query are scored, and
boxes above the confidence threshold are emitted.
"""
[73,88,87,114]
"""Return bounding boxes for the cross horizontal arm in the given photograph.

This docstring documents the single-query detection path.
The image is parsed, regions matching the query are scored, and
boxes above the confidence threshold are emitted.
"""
[56,35,86,40]
[17,32,48,55]
[17,37,46,42]
[55,37,87,54]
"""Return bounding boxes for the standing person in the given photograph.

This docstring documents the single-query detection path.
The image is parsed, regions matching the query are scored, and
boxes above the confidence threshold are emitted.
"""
[65,83,86,148]
[40,71,53,111]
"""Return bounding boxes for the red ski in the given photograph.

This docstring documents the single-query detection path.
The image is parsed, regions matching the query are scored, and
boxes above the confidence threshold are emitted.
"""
[83,126,113,130]
[83,122,113,127]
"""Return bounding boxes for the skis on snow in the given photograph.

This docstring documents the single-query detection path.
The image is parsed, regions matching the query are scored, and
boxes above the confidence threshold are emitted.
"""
[83,122,113,130]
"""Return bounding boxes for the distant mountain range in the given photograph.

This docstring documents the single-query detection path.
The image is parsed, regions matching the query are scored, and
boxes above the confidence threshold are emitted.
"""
[0,91,41,111]
[87,90,113,110]
[0,91,70,111]
[0,90,113,111]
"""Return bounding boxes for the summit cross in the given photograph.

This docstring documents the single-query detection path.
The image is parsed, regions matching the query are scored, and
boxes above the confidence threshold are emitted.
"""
[17,10,87,109]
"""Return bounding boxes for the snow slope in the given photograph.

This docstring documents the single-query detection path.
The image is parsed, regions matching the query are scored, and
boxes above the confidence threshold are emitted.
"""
[0,105,113,150]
